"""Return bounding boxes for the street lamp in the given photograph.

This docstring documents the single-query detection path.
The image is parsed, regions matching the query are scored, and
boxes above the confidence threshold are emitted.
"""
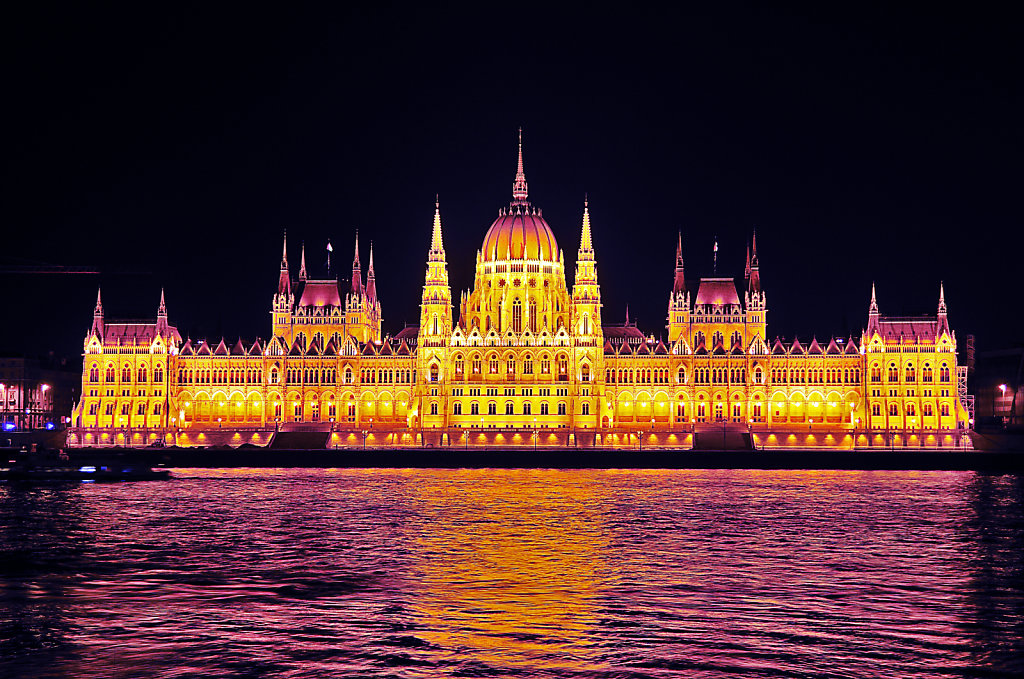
[534,417,538,451]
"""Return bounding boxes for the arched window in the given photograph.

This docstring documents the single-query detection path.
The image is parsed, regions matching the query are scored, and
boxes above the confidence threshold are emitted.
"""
[923,364,933,382]
[271,368,279,384]
[430,402,438,415]
[694,331,705,347]
[940,363,950,382]
[488,402,497,415]
[581,364,590,382]
[505,401,514,415]
[429,364,439,382]
[471,402,480,415]
[507,357,515,374]
[453,402,462,415]
[121,364,131,382]
[677,366,686,384]
[888,363,899,382]
[89,363,99,382]
[432,314,439,335]
[523,402,532,415]
[489,356,499,374]
[530,305,537,332]
[454,356,464,374]
[581,313,590,335]
[906,362,916,382]
[871,363,881,382]
[154,364,163,382]
[523,356,533,374]
[472,354,482,373]
[512,298,523,334]
[138,365,147,383]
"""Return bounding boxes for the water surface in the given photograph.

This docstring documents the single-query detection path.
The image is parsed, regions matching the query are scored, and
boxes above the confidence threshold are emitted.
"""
[2,469,1023,678]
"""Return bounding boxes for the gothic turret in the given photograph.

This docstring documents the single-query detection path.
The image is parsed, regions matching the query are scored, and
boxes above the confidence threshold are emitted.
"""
[90,287,104,340]
[156,288,168,335]
[937,281,950,337]
[420,197,452,343]
[866,282,881,337]
[572,196,602,337]
[273,231,294,327]
[667,232,691,343]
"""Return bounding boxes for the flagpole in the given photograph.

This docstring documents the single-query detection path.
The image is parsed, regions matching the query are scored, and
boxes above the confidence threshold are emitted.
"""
[713,236,718,275]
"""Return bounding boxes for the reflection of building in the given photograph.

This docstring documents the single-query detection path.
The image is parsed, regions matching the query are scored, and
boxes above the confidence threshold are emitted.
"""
[68,133,973,449]
[0,355,79,431]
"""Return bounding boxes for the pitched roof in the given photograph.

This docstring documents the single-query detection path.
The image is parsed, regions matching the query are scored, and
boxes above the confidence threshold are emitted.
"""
[694,278,740,306]
[807,338,823,355]
[102,322,182,344]
[876,316,940,341]
[230,339,247,356]
[845,337,860,354]
[825,338,841,355]
[771,338,787,355]
[394,327,419,340]
[297,280,342,308]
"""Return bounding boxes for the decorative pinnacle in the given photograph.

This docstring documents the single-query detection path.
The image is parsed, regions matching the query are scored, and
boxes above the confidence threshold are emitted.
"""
[430,195,445,255]
[869,282,879,314]
[579,195,593,252]
[512,127,529,204]
[353,231,361,270]
[368,242,375,278]
[938,281,947,314]
[299,241,307,280]
[95,287,103,313]
[158,288,166,315]
[281,229,288,268]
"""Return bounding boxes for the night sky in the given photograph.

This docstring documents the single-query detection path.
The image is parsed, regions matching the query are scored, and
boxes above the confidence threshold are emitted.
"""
[3,4,1021,361]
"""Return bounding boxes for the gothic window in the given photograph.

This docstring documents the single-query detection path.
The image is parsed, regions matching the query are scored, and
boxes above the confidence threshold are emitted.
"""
[455,356,464,374]
[488,402,497,415]
[489,356,499,374]
[871,363,881,382]
[430,364,439,382]
[581,365,590,382]
[541,355,550,373]
[432,314,439,335]
[888,363,899,382]
[889,403,898,416]
[581,313,590,335]
[754,367,763,384]
[121,403,131,416]
[271,368,279,384]
[940,364,950,382]
[523,357,533,374]
[906,362,916,382]
[872,403,881,416]
[313,332,324,348]
[512,298,523,334]
[523,402,532,415]
[507,357,515,374]
[453,402,462,415]
[731,331,742,347]
[430,402,438,415]
[694,331,705,347]
[105,402,114,416]
[137,365,147,383]
[530,305,537,332]
[676,402,686,418]
[471,402,480,415]
[713,331,724,347]
[89,402,99,415]
[924,403,933,417]
[941,403,950,416]
[558,402,567,415]
[328,401,337,419]
[505,401,514,415]
[582,402,590,415]
[907,404,916,417]
[540,402,549,415]
[677,367,686,384]
[557,354,568,378]
[472,355,482,373]
[138,403,147,416]
[121,364,131,382]
[89,364,99,383]
[923,364,933,382]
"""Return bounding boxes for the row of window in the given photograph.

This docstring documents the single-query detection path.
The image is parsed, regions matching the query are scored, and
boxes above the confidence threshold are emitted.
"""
[770,368,860,385]
[452,356,571,376]
[450,401,575,416]
[871,403,951,417]
[870,363,951,383]
[88,402,163,416]
[88,363,164,383]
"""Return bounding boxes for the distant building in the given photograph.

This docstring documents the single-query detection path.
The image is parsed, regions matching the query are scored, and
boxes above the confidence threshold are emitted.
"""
[972,347,1024,428]
[68,133,974,449]
[0,354,79,431]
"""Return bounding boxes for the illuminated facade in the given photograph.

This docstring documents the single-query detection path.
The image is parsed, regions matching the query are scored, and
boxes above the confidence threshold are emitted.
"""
[69,134,973,449]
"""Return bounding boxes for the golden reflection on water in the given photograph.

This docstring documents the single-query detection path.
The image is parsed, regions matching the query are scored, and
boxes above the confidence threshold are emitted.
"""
[405,469,611,671]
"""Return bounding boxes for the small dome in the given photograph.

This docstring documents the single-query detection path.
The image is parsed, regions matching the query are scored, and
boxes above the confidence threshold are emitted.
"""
[481,205,558,262]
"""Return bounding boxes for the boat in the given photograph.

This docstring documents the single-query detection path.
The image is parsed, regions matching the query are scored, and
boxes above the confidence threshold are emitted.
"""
[0,448,171,482]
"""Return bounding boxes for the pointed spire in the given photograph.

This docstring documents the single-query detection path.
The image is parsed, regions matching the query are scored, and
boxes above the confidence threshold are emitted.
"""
[94,287,103,314]
[511,127,529,204]
[158,288,166,316]
[367,243,375,279]
[281,230,288,269]
[869,282,879,315]
[579,194,593,252]
[350,232,363,296]
[91,287,104,338]
[366,242,377,304]
[751,228,759,265]
[625,305,630,325]
[429,194,445,258]
[744,245,751,280]
[938,281,947,315]
[299,242,307,281]
[673,232,686,295]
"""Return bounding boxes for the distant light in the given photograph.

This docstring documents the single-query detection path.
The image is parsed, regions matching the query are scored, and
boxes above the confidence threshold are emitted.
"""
[3,423,15,431]
[41,384,50,391]
[999,384,1007,394]
[79,466,96,473]
[45,422,55,430]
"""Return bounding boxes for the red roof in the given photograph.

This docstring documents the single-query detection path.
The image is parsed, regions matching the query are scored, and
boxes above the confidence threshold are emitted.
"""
[694,278,740,306]
[298,281,342,308]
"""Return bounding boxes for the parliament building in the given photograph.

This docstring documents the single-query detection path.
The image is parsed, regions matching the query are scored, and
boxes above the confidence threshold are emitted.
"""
[69,135,974,449]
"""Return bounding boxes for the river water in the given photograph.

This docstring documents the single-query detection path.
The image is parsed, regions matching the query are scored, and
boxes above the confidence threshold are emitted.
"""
[2,469,1023,678]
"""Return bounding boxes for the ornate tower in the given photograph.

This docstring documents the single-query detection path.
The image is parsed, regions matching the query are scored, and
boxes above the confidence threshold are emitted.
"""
[744,230,766,346]
[420,197,453,344]
[667,233,690,344]
[90,287,104,341]
[272,231,294,337]
[571,197,602,338]
[345,233,379,343]
[156,288,168,335]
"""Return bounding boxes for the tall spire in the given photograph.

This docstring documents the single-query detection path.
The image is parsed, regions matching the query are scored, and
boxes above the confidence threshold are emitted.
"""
[579,194,593,252]
[747,230,761,293]
[869,282,879,315]
[751,228,759,264]
[350,231,363,295]
[429,194,445,259]
[366,242,377,303]
[744,245,751,280]
[91,287,104,338]
[512,127,529,204]
[299,242,307,281]
[938,281,947,315]
[672,232,686,295]
[158,288,167,316]
[94,287,103,315]
[281,230,288,269]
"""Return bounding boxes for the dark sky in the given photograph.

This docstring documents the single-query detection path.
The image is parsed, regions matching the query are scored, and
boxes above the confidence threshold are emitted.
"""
[3,3,1021,361]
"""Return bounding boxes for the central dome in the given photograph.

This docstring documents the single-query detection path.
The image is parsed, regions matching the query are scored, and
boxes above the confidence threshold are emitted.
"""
[480,129,559,262]
[481,205,559,262]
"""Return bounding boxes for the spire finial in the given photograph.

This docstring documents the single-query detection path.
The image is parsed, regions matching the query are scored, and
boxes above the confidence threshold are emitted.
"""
[353,231,361,269]
[158,288,166,316]
[625,305,630,325]
[579,195,593,251]
[430,196,445,256]
[368,242,375,278]
[512,127,529,204]
[938,281,947,314]
[281,229,288,269]
[299,241,307,280]
[95,287,103,313]
[869,281,879,314]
